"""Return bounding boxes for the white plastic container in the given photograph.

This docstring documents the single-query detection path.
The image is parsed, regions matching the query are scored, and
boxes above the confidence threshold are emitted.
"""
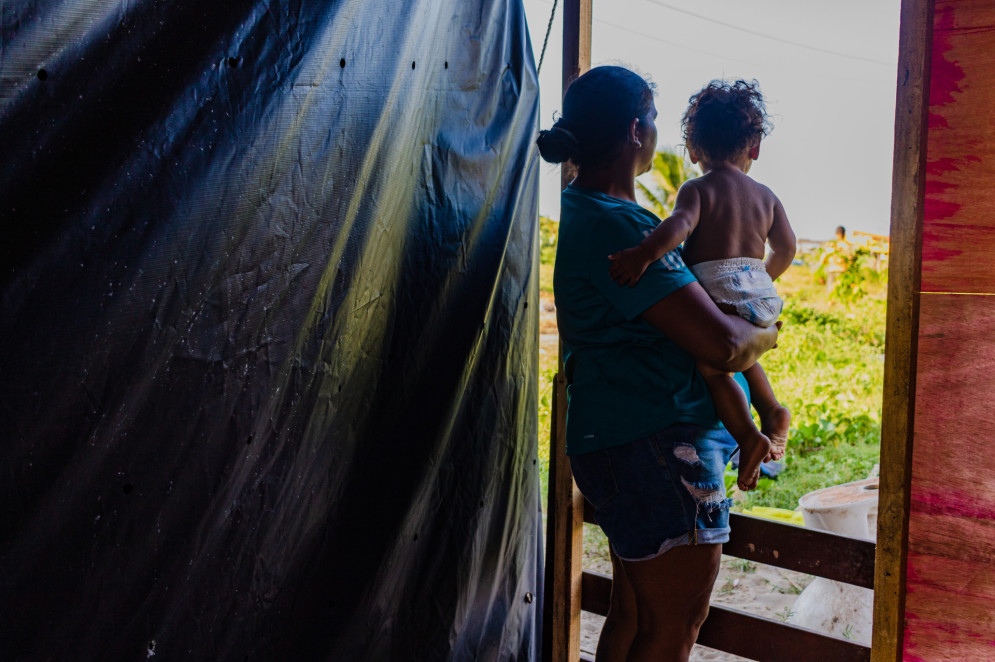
[787,477,878,645]
[798,477,878,540]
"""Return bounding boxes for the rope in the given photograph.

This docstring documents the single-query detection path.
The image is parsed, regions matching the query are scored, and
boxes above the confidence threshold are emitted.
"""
[536,0,558,74]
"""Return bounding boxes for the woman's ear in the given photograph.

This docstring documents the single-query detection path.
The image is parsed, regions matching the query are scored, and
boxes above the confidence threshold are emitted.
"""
[629,117,642,147]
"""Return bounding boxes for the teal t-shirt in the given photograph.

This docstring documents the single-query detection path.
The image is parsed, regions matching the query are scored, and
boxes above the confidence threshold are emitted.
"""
[554,185,745,455]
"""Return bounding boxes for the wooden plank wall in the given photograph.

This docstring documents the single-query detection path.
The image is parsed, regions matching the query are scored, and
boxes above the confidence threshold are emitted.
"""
[903,1,995,659]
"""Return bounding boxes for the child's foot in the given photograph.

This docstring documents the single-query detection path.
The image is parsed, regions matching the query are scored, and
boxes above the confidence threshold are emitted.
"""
[760,405,791,461]
[737,432,772,491]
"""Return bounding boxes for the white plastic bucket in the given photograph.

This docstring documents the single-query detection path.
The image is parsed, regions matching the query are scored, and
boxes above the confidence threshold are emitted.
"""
[788,477,878,645]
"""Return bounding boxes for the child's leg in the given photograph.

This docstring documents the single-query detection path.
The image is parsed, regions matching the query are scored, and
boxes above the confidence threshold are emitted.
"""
[696,361,770,491]
[743,362,791,461]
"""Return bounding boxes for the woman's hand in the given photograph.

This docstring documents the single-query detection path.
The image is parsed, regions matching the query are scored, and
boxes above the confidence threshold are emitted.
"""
[640,282,779,372]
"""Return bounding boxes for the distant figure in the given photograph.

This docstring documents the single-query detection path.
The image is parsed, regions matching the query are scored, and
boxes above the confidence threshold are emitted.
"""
[607,79,796,491]
[822,225,853,288]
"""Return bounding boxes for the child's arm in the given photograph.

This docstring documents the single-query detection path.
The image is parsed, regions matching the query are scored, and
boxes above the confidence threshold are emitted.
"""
[764,197,796,281]
[609,182,701,286]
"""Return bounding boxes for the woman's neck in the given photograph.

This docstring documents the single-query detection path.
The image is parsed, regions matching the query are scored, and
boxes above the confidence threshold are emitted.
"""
[573,160,638,202]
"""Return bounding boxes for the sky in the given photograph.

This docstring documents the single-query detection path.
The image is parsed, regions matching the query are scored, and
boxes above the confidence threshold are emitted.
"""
[521,0,902,241]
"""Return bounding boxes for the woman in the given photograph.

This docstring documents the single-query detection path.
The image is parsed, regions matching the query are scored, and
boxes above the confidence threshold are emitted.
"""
[536,66,779,661]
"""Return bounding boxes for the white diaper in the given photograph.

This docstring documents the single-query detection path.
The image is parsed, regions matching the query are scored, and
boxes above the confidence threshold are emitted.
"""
[690,257,782,328]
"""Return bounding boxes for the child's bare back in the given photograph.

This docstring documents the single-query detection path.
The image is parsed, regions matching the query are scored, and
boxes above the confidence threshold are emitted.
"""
[608,162,794,286]
[681,167,785,268]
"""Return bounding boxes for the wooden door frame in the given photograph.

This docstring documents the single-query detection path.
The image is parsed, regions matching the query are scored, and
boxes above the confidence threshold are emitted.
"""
[872,0,932,660]
[541,4,591,662]
[544,1,931,659]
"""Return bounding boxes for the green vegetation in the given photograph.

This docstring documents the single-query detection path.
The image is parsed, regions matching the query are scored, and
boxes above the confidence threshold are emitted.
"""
[539,215,557,296]
[537,364,555,502]
[740,251,885,511]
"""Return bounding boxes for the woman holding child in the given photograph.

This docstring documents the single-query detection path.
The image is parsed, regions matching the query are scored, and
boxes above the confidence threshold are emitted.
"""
[536,66,783,661]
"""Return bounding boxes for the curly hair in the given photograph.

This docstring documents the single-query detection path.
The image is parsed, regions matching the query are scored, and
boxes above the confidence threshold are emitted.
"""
[681,79,772,163]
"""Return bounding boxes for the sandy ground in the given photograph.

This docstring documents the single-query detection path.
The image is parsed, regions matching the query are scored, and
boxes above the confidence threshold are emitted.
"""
[540,293,815,660]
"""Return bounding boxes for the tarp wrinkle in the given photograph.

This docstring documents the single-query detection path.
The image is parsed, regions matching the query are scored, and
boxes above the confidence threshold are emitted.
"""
[0,0,541,660]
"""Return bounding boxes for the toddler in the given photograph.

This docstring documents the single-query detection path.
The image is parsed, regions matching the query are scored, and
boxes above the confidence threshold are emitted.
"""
[609,79,796,491]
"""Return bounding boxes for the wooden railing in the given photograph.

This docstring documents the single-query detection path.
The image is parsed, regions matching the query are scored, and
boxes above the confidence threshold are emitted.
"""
[578,503,874,662]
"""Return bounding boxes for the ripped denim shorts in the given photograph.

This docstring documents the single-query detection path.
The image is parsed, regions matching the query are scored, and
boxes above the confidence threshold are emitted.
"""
[569,423,737,561]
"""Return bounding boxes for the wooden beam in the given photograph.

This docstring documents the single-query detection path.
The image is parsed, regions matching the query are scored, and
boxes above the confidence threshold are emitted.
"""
[582,505,876,589]
[559,0,591,191]
[698,603,871,662]
[545,370,584,662]
[545,2,591,662]
[725,514,875,589]
[580,569,612,617]
[582,570,871,661]
[561,0,592,94]
[873,0,932,660]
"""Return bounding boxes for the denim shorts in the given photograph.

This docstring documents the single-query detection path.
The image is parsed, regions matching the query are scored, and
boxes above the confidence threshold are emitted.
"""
[569,424,737,561]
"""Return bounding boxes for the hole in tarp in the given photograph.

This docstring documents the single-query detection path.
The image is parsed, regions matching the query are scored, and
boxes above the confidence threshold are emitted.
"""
[413,534,418,541]
[37,69,48,80]
[122,483,133,495]
[246,435,253,446]
[411,61,416,69]
[444,61,448,69]
[227,57,239,68]
[340,58,345,68]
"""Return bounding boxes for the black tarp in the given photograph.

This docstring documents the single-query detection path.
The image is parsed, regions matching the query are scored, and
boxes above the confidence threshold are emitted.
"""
[0,1,541,659]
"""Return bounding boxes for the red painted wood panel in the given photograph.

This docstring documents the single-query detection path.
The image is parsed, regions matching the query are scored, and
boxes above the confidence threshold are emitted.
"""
[905,293,995,660]
[904,1,995,657]
[920,0,995,294]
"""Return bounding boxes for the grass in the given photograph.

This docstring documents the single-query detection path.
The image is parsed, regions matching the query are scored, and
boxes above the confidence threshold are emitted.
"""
[537,365,555,508]
[538,216,557,296]
[736,261,885,511]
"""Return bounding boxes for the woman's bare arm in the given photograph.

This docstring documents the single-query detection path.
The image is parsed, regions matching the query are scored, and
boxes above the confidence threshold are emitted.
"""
[640,281,779,372]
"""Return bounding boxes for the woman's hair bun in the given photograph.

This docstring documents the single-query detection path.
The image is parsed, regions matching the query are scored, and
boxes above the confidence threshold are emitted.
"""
[536,121,580,164]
